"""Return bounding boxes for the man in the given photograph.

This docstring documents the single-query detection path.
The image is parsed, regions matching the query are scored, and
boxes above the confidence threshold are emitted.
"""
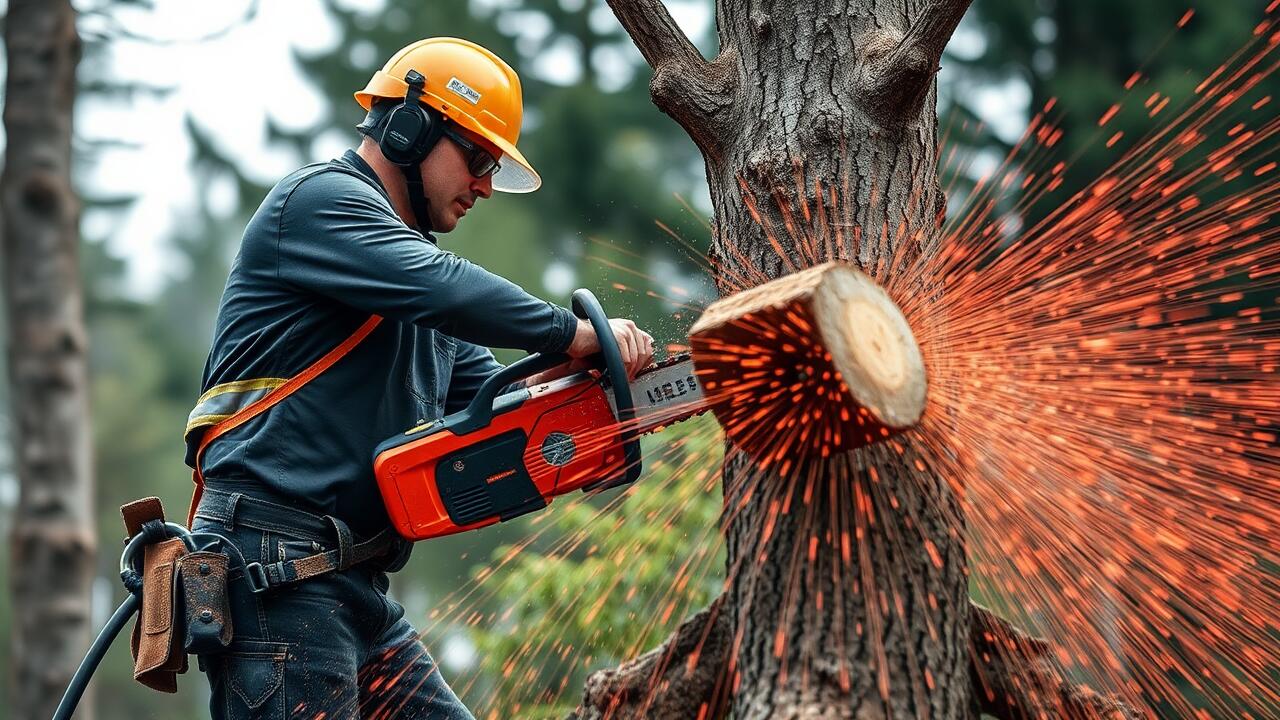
[185,37,653,719]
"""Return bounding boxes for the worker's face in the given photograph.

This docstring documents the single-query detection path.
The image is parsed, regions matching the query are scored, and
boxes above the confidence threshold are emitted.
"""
[418,127,496,233]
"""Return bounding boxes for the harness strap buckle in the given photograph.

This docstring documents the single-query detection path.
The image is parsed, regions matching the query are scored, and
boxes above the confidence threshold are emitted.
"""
[324,515,354,571]
[244,562,271,594]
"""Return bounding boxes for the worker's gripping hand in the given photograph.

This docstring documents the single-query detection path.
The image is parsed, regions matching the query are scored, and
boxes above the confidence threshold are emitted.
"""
[567,318,654,380]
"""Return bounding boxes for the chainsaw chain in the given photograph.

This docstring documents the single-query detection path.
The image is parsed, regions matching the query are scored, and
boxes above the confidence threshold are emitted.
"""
[638,350,694,377]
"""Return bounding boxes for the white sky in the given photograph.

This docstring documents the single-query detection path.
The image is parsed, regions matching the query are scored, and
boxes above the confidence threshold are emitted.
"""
[74,0,345,295]
[15,0,1021,297]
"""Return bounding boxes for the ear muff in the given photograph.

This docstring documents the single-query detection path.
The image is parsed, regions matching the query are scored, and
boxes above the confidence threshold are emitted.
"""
[378,70,444,167]
[376,69,446,236]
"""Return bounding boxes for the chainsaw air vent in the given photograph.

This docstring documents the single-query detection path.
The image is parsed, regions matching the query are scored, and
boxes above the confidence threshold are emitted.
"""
[448,485,494,525]
[437,429,546,527]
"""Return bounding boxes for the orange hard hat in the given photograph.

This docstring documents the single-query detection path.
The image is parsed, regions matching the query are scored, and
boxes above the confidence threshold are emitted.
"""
[355,37,540,193]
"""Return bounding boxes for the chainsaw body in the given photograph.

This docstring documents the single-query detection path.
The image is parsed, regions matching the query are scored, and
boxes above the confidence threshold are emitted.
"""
[373,289,642,541]
[374,372,631,540]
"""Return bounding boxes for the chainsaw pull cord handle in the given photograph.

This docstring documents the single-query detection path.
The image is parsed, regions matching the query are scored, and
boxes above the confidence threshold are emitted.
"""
[571,288,642,489]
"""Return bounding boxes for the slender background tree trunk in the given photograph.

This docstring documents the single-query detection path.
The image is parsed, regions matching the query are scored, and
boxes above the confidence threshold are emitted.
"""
[2,2,97,718]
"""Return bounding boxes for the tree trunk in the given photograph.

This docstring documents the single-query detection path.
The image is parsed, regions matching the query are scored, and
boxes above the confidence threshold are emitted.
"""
[590,1,974,718]
[708,5,968,715]
[2,2,96,719]
[570,2,1149,720]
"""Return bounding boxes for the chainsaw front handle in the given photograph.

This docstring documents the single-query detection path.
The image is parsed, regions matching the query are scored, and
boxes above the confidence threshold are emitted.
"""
[571,288,642,490]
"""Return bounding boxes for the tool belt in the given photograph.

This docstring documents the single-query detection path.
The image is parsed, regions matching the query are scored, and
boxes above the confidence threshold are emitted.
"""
[120,490,407,694]
[193,487,409,592]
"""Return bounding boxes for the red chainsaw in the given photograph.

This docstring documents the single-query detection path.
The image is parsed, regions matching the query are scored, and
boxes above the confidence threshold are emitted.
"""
[373,289,709,541]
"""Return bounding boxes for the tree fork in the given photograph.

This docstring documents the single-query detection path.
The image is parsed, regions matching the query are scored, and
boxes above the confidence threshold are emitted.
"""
[603,0,739,155]
[859,0,976,126]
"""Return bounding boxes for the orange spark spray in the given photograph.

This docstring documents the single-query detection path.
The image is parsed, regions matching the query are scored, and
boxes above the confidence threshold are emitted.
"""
[339,8,1279,720]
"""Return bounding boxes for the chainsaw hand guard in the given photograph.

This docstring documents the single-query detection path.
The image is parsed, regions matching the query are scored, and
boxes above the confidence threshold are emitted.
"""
[571,288,642,492]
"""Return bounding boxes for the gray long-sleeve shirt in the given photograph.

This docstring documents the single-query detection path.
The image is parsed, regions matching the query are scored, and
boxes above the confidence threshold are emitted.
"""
[186,149,577,536]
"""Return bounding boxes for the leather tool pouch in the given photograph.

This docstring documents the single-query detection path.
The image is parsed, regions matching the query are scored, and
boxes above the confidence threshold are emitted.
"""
[120,497,190,693]
[179,551,233,654]
[130,535,189,692]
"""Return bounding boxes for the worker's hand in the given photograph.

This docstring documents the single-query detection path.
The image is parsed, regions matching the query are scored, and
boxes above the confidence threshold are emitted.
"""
[566,318,654,379]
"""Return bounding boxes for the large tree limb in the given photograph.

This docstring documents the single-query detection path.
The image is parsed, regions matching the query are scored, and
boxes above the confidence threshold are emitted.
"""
[860,0,975,125]
[602,0,703,76]
[970,603,1148,720]
[604,0,738,154]
[569,598,1144,720]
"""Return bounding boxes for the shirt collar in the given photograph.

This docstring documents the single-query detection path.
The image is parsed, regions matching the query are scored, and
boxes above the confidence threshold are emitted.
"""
[339,149,384,194]
[338,149,437,244]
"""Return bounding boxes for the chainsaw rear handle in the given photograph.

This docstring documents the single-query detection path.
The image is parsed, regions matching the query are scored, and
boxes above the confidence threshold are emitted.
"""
[453,289,642,490]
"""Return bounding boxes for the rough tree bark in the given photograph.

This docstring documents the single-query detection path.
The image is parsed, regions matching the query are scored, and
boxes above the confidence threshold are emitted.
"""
[574,1,968,718]
[569,2,1142,719]
[1,2,97,719]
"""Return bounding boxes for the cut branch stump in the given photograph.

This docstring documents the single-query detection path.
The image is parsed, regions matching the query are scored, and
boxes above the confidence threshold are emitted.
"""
[689,262,926,462]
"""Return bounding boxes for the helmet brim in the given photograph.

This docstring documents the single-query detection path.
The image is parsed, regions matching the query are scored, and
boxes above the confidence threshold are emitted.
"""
[488,137,541,193]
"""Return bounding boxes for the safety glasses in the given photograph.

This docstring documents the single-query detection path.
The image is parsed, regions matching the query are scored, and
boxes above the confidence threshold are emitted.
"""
[442,126,501,179]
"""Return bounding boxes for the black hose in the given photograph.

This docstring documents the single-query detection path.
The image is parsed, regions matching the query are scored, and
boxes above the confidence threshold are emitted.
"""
[52,592,141,720]
[53,520,193,720]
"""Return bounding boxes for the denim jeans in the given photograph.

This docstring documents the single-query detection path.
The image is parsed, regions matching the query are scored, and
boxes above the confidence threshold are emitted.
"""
[190,511,475,720]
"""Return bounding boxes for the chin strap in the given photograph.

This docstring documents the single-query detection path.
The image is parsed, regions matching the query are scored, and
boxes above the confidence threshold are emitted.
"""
[400,163,436,238]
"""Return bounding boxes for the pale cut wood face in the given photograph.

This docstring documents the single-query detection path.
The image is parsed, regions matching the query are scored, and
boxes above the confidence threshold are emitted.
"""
[689,262,926,460]
[813,265,926,430]
[846,299,907,390]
